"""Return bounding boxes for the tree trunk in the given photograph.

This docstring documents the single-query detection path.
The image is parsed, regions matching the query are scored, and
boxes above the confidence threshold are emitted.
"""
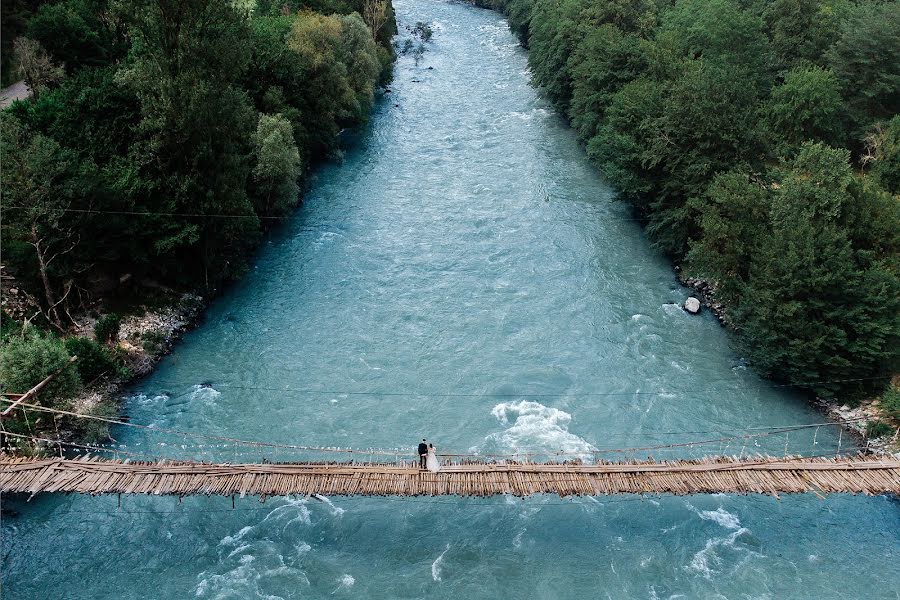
[30,226,64,331]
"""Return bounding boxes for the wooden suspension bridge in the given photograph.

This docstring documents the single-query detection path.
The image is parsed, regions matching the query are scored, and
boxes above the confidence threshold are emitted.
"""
[1,454,898,499]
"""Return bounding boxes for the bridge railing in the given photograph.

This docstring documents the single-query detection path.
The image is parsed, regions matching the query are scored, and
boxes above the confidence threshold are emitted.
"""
[1,415,866,466]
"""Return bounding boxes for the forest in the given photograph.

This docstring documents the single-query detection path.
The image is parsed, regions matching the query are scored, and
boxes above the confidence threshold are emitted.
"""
[478,0,899,405]
[0,0,396,446]
[1,0,899,451]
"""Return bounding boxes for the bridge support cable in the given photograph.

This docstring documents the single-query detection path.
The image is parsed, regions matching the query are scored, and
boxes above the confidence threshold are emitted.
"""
[0,397,872,463]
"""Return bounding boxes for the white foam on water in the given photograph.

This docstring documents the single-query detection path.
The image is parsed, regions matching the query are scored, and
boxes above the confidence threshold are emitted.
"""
[314,495,345,517]
[686,527,751,579]
[431,544,450,582]
[662,303,686,317]
[694,507,741,530]
[685,504,761,579]
[188,384,221,405]
[199,514,312,599]
[332,574,355,594]
[133,393,169,406]
[512,528,526,549]
[478,400,596,458]
[313,231,340,248]
[261,497,312,529]
[219,526,254,547]
[227,543,251,559]
[670,360,690,373]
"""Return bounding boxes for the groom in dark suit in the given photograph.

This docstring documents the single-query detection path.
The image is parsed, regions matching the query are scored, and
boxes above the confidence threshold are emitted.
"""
[418,439,428,469]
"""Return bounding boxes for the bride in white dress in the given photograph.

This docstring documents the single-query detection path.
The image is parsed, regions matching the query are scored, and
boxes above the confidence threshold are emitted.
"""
[426,444,441,472]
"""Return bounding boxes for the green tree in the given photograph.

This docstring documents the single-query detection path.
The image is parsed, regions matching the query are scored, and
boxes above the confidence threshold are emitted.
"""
[26,0,125,71]
[0,117,93,330]
[123,0,260,286]
[761,0,845,71]
[659,0,771,84]
[734,143,900,395]
[863,115,900,194]
[286,12,381,155]
[337,13,381,123]
[527,0,587,113]
[589,77,664,202]
[0,331,81,404]
[63,336,120,383]
[251,113,302,217]
[568,24,648,144]
[646,60,764,255]
[13,37,64,97]
[827,2,900,137]
[686,171,770,306]
[766,66,843,151]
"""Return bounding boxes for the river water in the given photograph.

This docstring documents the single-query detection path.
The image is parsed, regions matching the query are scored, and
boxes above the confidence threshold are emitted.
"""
[3,1,899,598]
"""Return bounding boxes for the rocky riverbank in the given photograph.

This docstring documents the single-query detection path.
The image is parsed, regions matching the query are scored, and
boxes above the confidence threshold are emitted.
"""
[63,294,205,442]
[673,267,898,456]
[675,266,729,325]
[1,278,205,451]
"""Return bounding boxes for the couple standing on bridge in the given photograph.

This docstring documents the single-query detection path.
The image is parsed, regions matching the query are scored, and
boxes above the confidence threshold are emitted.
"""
[417,439,441,472]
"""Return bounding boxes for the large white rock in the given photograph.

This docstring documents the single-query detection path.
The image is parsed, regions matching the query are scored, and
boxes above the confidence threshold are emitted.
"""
[684,297,701,314]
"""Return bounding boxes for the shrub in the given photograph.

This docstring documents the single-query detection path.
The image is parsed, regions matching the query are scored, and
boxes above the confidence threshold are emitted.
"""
[865,420,894,439]
[140,330,167,355]
[94,313,122,344]
[63,336,119,383]
[1,313,20,340]
[880,385,900,422]
[0,331,81,404]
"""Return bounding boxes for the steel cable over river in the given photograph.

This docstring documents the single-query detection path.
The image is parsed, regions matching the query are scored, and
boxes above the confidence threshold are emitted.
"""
[3,1,898,598]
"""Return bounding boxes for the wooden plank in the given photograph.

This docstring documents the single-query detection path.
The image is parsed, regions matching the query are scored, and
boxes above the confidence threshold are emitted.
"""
[1,455,897,498]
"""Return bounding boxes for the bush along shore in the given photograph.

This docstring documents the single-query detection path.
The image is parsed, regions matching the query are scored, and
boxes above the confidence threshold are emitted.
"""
[471,0,900,452]
[1,284,204,453]
[0,0,397,454]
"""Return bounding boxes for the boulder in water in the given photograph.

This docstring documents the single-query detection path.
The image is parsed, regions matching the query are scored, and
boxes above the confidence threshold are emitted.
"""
[684,297,701,314]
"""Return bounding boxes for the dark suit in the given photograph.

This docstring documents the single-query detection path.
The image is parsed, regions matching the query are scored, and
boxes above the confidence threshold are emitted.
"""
[418,442,428,468]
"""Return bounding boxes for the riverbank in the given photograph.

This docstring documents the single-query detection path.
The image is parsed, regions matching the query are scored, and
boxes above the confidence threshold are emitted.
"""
[469,0,900,453]
[1,276,206,451]
[674,269,899,454]
[1,0,399,454]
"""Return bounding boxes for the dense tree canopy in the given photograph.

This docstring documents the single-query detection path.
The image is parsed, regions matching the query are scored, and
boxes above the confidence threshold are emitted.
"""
[484,0,899,396]
[2,0,396,299]
[0,0,396,449]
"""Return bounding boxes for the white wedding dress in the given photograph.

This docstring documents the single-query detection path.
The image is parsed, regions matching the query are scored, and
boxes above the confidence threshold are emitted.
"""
[426,447,441,472]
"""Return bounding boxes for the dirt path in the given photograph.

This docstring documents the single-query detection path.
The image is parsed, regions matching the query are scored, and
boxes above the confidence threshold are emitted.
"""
[1,80,31,108]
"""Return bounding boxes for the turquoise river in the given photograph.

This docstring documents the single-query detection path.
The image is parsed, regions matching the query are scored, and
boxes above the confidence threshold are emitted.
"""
[2,1,898,598]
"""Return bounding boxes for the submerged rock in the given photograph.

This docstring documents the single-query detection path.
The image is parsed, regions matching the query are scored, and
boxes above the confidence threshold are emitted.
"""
[684,297,701,314]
